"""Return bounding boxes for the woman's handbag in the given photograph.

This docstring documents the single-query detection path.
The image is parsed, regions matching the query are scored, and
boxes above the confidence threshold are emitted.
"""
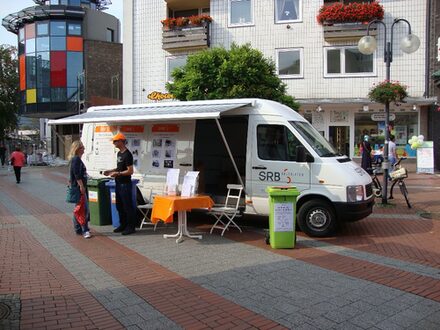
[66,185,81,204]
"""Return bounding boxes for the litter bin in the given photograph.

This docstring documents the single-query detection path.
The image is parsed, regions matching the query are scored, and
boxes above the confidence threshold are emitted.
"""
[266,186,300,249]
[105,179,139,228]
[87,178,111,226]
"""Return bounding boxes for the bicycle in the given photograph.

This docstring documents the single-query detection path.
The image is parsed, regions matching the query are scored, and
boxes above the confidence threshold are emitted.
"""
[369,157,411,208]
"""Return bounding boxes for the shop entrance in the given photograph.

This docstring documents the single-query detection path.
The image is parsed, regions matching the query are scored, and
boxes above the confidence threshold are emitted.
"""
[329,126,350,156]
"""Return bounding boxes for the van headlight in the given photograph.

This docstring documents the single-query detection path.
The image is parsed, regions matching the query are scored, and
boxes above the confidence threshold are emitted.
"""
[347,185,364,202]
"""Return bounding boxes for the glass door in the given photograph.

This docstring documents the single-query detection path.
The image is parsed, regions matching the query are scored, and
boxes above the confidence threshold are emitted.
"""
[329,126,350,156]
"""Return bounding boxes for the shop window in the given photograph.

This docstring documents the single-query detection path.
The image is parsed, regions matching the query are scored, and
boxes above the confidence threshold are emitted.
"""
[106,28,114,42]
[26,55,37,89]
[51,88,67,102]
[276,48,303,78]
[67,23,82,36]
[50,21,66,36]
[166,55,187,82]
[275,0,301,23]
[26,89,37,104]
[26,38,36,54]
[50,51,67,87]
[25,23,35,40]
[37,22,49,36]
[67,36,83,51]
[36,37,50,52]
[67,52,83,87]
[37,88,51,103]
[36,52,50,87]
[19,55,26,91]
[229,0,253,26]
[324,46,374,77]
[51,37,66,51]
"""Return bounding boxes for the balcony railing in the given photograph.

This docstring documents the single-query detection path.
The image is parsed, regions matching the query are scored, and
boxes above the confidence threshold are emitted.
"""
[323,23,377,42]
[162,24,210,51]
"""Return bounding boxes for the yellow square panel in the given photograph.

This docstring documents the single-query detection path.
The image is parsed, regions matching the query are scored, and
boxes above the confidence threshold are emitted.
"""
[26,89,36,104]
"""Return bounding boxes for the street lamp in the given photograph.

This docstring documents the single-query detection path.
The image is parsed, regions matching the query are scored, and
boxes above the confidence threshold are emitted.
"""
[358,18,420,204]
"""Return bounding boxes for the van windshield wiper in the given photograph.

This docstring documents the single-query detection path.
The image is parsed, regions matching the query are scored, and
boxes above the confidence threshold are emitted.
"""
[321,152,337,157]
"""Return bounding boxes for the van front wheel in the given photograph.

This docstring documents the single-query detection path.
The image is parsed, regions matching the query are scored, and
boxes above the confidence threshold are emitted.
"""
[297,200,336,237]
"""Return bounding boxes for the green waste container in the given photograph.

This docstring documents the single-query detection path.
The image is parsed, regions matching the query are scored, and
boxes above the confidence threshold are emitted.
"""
[87,178,111,226]
[266,186,300,249]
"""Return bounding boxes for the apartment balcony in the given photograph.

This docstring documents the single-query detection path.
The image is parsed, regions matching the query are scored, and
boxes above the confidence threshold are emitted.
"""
[162,23,210,51]
[323,23,377,42]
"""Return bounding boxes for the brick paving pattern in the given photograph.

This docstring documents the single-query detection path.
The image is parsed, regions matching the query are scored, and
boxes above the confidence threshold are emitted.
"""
[0,165,440,329]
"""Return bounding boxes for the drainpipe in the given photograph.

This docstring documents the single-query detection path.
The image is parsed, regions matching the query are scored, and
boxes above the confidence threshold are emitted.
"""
[425,0,431,98]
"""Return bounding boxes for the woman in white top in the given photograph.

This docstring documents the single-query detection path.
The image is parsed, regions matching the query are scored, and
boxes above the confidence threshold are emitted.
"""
[388,135,397,169]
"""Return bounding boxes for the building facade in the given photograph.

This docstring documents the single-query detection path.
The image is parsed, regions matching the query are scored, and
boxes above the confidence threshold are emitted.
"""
[2,0,122,157]
[124,0,436,160]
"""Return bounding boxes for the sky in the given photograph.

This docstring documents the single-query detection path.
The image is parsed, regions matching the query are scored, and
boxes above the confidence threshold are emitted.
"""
[0,0,123,47]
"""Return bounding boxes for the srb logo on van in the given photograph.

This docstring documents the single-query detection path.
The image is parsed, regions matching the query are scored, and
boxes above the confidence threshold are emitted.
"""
[258,169,304,183]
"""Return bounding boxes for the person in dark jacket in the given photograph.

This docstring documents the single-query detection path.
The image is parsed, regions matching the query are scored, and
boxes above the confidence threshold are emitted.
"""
[68,140,91,238]
[361,135,372,173]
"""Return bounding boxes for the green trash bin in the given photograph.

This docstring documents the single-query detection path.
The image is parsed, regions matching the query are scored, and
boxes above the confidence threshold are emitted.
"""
[87,178,111,226]
[266,186,300,249]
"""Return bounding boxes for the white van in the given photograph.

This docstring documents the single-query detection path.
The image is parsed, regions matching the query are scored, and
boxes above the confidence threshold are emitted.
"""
[49,98,374,237]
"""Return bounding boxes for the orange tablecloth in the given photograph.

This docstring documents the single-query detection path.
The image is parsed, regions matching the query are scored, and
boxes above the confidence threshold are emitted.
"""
[151,195,214,224]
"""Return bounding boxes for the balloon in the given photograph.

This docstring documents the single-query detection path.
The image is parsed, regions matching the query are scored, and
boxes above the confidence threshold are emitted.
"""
[410,136,418,143]
[408,139,412,144]
[411,142,418,150]
[416,141,423,148]
[418,135,424,141]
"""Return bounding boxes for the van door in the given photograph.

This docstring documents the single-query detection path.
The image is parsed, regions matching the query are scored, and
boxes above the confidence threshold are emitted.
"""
[249,122,311,214]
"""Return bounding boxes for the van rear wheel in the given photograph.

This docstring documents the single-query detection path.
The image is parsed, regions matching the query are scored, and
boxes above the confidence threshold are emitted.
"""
[297,200,336,237]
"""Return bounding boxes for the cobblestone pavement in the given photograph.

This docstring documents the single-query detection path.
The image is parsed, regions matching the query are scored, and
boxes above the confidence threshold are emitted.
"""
[0,165,439,329]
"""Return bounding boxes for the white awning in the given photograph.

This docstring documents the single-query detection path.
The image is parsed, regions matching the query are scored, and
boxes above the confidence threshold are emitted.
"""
[48,101,253,125]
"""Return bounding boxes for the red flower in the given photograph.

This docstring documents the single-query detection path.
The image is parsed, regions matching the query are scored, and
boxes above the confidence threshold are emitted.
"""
[161,14,213,29]
[317,1,384,25]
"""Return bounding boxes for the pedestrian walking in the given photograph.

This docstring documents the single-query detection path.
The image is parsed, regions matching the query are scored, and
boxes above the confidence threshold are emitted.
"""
[9,147,26,183]
[0,143,6,167]
[103,132,136,235]
[68,140,92,238]
[361,135,372,173]
[388,135,398,170]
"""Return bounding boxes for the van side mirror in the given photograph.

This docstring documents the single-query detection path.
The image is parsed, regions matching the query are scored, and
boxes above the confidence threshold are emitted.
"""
[296,145,314,163]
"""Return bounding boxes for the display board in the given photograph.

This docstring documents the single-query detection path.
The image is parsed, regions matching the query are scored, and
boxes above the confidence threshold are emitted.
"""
[93,125,117,170]
[150,124,179,170]
[416,141,434,174]
[120,125,145,169]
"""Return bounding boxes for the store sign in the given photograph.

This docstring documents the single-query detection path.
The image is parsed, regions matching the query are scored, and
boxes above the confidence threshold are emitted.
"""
[147,91,174,101]
[371,113,396,121]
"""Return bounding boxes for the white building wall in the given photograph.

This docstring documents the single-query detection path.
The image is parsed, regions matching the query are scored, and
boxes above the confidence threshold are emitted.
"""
[125,0,427,103]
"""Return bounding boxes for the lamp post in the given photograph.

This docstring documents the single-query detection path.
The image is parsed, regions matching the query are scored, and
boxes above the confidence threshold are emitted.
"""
[358,19,420,204]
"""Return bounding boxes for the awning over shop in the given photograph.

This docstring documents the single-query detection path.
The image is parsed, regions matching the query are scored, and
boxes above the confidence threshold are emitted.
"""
[47,100,253,125]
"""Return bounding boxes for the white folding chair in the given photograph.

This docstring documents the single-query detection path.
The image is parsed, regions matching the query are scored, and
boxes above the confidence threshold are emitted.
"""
[209,184,243,236]
[138,189,159,230]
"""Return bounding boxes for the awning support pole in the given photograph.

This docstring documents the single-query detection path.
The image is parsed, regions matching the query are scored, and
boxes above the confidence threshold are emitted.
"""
[215,119,245,190]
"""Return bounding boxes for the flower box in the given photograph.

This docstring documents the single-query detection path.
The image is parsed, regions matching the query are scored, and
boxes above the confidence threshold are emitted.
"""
[317,1,384,25]
[323,22,377,41]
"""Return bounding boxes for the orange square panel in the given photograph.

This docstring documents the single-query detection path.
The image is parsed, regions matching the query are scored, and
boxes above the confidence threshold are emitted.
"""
[67,37,83,51]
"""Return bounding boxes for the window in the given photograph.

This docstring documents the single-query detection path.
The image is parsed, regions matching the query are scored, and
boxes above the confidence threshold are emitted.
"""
[173,9,198,18]
[51,88,66,102]
[37,88,51,103]
[290,121,338,157]
[26,55,37,89]
[68,23,82,36]
[69,0,81,5]
[166,56,187,82]
[275,0,301,23]
[37,22,49,36]
[229,0,252,26]
[26,38,36,54]
[50,21,66,36]
[276,48,303,78]
[324,46,374,77]
[257,125,301,161]
[50,51,67,87]
[51,37,66,51]
[25,23,35,40]
[36,52,50,87]
[106,28,114,42]
[67,52,83,87]
[36,37,50,52]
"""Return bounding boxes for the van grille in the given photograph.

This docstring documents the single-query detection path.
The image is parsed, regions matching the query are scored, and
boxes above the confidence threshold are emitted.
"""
[365,183,373,198]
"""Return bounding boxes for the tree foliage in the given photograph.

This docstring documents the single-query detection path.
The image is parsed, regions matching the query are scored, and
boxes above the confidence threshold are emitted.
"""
[0,45,19,141]
[166,43,300,110]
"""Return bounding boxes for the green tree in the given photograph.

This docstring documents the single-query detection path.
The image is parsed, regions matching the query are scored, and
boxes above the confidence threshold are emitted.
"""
[166,43,300,110]
[0,45,19,141]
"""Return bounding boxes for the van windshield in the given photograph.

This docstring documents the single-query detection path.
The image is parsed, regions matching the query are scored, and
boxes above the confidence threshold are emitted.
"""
[289,121,339,157]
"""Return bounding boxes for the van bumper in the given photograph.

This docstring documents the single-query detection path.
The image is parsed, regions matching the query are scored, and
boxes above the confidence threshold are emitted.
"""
[334,197,374,222]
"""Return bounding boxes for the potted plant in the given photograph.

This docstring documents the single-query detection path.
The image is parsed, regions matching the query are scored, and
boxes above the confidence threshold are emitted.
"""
[317,1,384,25]
[161,14,213,30]
[368,80,408,104]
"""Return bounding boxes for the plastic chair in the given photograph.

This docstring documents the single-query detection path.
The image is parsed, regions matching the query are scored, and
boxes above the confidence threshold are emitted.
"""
[209,184,243,236]
[138,189,159,230]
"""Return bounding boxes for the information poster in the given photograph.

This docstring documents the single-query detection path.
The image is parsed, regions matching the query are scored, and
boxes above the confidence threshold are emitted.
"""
[93,125,117,170]
[417,141,434,174]
[273,202,294,232]
[120,125,145,169]
[150,124,179,170]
